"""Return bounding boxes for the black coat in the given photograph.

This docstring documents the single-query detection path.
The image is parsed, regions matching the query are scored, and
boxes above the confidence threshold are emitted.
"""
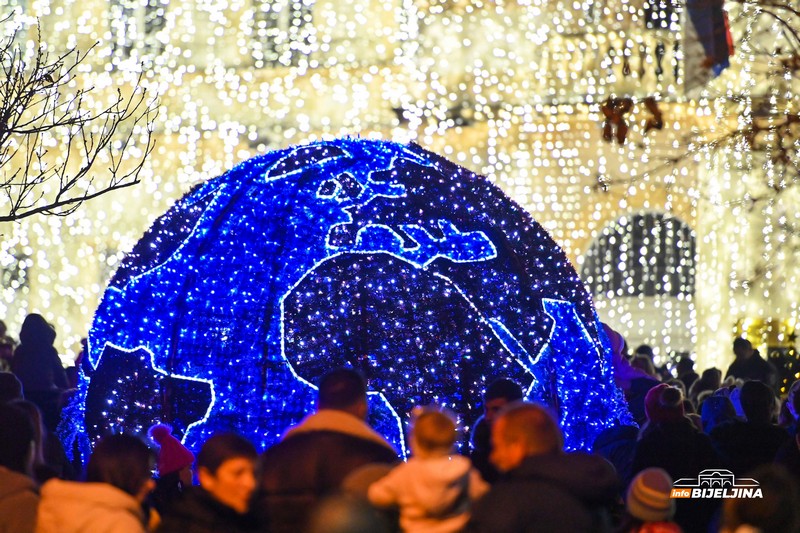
[710,420,790,476]
[255,430,399,533]
[157,487,260,533]
[11,314,66,393]
[725,354,778,389]
[632,419,723,533]
[469,416,500,484]
[466,452,619,533]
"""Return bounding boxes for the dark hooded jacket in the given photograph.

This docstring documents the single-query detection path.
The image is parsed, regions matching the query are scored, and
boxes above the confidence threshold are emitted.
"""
[709,419,789,476]
[466,451,619,533]
[632,419,723,533]
[11,314,66,392]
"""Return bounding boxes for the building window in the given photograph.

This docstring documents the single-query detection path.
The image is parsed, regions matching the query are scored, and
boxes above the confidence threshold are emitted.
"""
[581,212,696,361]
[582,212,695,298]
[252,0,314,68]
[110,0,168,59]
[1,253,30,291]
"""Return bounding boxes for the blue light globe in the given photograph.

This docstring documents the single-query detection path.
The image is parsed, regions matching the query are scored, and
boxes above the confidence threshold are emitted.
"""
[60,138,632,460]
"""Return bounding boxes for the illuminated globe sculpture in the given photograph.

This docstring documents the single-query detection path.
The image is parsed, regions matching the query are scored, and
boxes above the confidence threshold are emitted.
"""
[60,138,632,460]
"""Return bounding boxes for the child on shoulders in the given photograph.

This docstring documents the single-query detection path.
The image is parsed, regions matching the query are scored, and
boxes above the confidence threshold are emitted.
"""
[368,406,488,533]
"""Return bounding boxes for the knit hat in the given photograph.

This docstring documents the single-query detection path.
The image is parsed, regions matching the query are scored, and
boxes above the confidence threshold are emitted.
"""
[644,384,685,424]
[627,468,676,522]
[149,423,194,476]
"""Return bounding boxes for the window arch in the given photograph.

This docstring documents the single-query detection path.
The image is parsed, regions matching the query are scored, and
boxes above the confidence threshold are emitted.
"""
[581,212,697,361]
[581,212,695,299]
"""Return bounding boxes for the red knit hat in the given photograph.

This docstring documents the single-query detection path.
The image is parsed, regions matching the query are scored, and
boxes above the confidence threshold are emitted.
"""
[148,423,195,476]
[644,384,685,424]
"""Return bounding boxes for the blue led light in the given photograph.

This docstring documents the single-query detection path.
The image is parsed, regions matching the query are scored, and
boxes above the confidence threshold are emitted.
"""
[59,138,632,460]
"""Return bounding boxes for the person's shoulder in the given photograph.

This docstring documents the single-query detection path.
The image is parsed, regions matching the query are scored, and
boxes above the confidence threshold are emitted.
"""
[753,353,772,366]
[709,418,739,436]
[760,423,791,441]
[472,475,592,532]
[473,477,539,507]
[159,488,225,531]
[265,430,396,462]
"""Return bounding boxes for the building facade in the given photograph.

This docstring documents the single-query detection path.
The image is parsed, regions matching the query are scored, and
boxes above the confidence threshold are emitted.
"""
[1,0,798,383]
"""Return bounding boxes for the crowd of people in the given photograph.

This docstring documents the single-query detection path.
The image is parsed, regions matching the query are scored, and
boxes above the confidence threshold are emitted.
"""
[1,313,800,533]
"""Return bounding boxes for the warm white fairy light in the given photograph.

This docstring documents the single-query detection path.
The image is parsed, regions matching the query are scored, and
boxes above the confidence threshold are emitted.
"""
[0,0,797,378]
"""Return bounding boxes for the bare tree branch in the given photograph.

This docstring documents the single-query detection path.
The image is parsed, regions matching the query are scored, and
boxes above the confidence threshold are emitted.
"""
[0,17,158,223]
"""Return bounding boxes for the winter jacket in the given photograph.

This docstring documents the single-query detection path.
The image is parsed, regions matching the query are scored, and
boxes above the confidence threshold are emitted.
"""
[469,417,500,483]
[632,419,722,533]
[36,479,146,533]
[11,315,66,393]
[0,466,38,533]
[256,409,399,533]
[157,487,259,533]
[724,353,778,389]
[709,420,790,476]
[592,424,639,491]
[368,455,489,533]
[466,451,619,533]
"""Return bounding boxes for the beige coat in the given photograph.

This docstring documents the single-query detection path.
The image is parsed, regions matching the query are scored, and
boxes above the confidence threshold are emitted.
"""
[369,455,489,533]
[0,466,38,533]
[36,479,146,533]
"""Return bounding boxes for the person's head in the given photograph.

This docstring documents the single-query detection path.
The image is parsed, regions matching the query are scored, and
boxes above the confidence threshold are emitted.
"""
[0,340,13,362]
[18,313,56,347]
[87,434,155,503]
[676,357,694,376]
[0,402,35,475]
[644,384,685,424]
[318,367,368,419]
[9,399,45,465]
[196,433,257,514]
[490,402,562,472]
[740,380,776,424]
[733,337,754,360]
[148,423,195,484]
[634,344,655,360]
[626,468,675,523]
[0,319,6,338]
[721,465,800,533]
[698,367,723,390]
[666,379,687,397]
[410,407,457,458]
[631,355,657,377]
[483,378,524,425]
[0,371,23,403]
[603,323,628,359]
[700,395,737,434]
